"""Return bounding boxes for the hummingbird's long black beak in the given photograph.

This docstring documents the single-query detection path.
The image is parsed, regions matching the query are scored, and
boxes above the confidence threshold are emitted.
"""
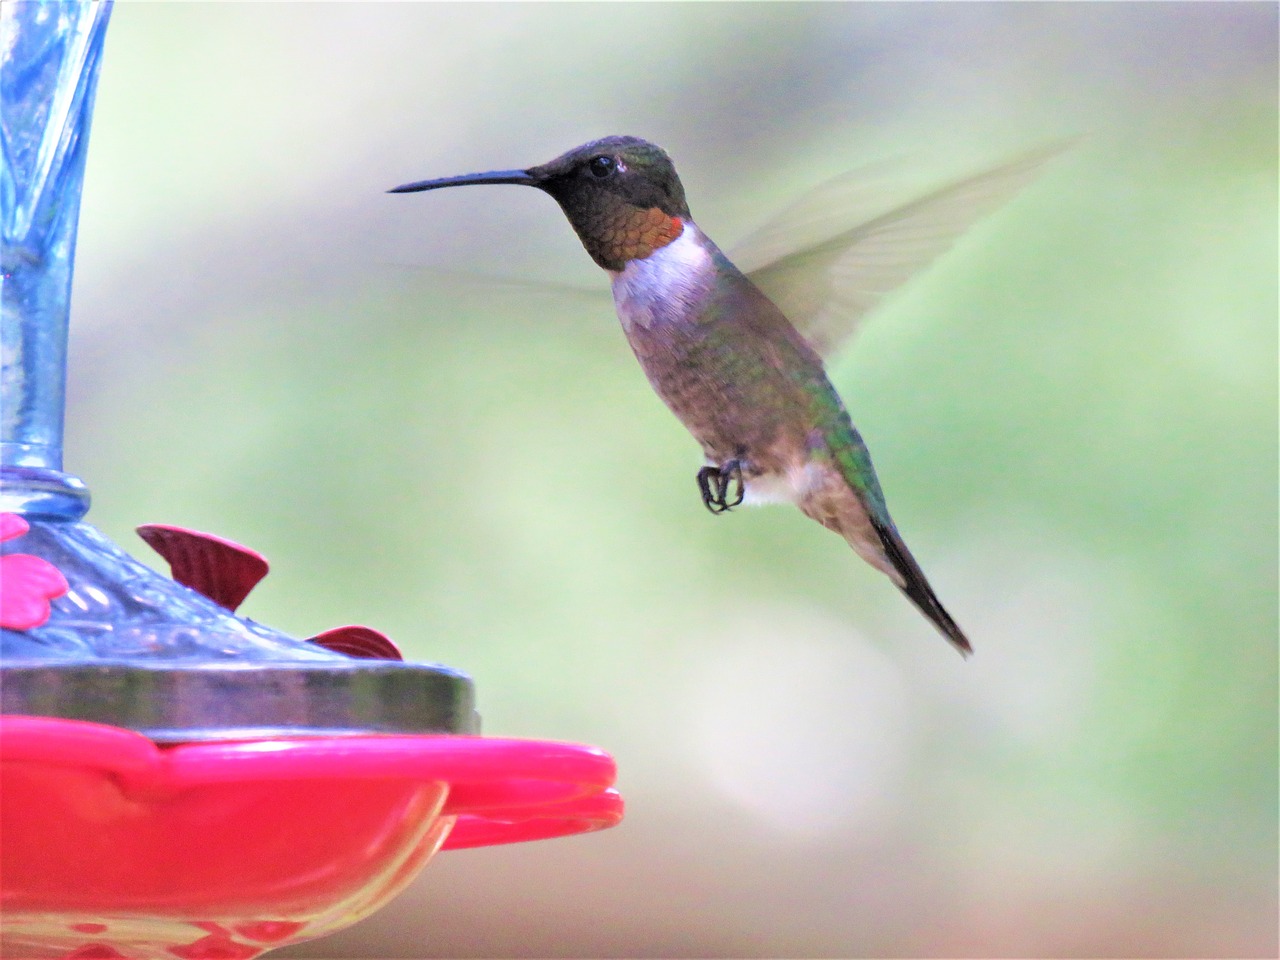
[387,169,539,194]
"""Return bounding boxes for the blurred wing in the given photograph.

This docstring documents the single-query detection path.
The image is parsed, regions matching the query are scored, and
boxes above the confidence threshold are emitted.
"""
[736,141,1073,358]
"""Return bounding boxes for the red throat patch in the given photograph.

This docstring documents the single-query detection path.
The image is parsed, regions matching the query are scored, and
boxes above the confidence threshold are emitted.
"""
[598,207,683,265]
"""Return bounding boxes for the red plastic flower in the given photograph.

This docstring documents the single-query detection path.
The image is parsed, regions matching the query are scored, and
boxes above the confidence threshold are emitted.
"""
[0,513,70,630]
[136,523,269,613]
[136,523,403,660]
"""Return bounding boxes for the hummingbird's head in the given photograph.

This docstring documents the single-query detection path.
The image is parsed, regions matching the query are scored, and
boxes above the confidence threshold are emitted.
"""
[390,136,691,271]
[526,136,691,270]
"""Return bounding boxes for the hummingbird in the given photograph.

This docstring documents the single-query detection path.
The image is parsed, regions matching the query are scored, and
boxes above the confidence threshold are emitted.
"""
[391,136,1063,655]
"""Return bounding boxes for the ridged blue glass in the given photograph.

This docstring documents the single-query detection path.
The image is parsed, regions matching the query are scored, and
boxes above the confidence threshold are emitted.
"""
[0,2,474,740]
[1,0,106,519]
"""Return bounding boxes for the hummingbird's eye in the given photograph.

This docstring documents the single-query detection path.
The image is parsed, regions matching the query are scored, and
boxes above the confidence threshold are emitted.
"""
[588,155,616,178]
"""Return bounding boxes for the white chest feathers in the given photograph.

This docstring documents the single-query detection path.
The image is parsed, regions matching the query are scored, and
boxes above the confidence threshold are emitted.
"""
[609,221,714,331]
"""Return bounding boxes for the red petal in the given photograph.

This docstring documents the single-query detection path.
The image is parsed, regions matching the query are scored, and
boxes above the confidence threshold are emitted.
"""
[308,625,403,661]
[0,553,70,630]
[136,524,269,612]
[0,512,30,543]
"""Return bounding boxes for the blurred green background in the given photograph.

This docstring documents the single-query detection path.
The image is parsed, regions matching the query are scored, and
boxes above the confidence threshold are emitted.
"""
[68,3,1274,957]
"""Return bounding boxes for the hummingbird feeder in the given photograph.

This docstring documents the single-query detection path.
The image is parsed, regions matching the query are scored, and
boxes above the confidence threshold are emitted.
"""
[0,4,622,958]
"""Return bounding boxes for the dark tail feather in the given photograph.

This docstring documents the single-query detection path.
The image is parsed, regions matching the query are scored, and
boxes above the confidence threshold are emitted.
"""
[870,516,972,657]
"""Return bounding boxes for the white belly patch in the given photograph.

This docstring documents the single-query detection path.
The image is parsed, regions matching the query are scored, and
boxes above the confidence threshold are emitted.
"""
[609,222,712,332]
[738,461,828,506]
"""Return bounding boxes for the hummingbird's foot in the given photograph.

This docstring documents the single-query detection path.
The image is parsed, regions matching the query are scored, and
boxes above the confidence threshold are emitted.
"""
[696,460,746,515]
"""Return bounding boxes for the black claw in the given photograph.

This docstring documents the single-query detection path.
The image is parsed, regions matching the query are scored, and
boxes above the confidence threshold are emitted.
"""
[697,466,726,514]
[724,460,745,509]
[696,460,745,515]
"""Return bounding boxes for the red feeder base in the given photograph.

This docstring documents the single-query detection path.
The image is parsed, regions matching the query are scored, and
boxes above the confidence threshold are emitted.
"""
[0,716,622,959]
